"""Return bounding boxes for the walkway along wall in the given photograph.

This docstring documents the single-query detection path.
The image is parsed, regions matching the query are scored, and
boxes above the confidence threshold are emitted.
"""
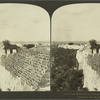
[76,48,100,91]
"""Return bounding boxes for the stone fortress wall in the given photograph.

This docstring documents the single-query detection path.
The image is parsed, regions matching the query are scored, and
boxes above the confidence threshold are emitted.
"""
[76,46,100,91]
[0,47,50,91]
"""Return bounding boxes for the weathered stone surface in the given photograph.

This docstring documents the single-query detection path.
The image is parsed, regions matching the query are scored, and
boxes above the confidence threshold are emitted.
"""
[76,47,100,91]
[0,47,50,91]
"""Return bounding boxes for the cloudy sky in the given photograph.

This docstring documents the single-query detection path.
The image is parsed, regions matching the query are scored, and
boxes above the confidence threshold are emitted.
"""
[0,4,50,41]
[52,4,100,41]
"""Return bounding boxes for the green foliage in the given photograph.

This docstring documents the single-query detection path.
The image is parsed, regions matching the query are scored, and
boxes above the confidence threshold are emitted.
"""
[51,47,83,91]
[68,42,74,45]
[2,40,10,46]
[51,47,77,68]
[89,39,97,48]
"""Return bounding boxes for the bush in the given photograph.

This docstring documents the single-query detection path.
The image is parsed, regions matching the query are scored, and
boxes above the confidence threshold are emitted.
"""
[23,44,35,49]
[68,42,74,45]
[51,47,77,68]
[51,47,83,91]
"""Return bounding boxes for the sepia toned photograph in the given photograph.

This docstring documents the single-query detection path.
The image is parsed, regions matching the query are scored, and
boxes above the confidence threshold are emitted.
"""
[51,4,100,91]
[0,4,50,91]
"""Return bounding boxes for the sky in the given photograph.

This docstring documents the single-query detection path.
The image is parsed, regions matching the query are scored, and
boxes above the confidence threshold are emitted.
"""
[0,4,50,42]
[52,3,100,41]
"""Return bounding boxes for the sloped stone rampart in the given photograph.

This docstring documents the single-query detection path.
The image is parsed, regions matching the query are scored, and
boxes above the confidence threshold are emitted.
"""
[0,47,50,91]
[76,48,100,91]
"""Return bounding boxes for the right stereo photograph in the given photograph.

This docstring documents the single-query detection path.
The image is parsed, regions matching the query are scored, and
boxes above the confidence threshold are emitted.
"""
[51,3,100,91]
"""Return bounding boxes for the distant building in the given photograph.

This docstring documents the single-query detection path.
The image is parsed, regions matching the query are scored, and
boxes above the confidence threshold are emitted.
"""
[58,43,85,50]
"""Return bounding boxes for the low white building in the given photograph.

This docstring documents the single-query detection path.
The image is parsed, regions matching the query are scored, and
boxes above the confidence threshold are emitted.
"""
[58,43,85,50]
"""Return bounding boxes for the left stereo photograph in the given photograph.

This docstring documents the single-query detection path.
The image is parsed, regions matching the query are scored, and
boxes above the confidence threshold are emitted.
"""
[0,4,50,91]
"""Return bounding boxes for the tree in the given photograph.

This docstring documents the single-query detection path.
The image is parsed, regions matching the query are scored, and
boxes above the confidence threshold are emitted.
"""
[68,42,74,45]
[23,44,35,49]
[89,39,97,48]
[2,40,10,47]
